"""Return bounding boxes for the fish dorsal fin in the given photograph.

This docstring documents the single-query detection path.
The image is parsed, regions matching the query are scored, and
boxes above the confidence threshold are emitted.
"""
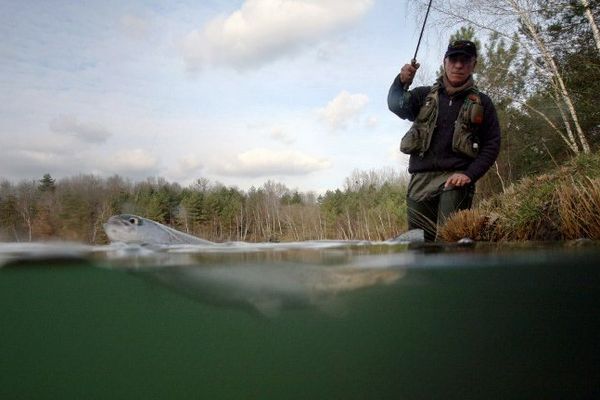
[154,221,213,245]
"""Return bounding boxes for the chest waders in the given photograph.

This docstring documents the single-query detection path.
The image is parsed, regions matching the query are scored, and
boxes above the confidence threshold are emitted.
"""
[400,82,484,158]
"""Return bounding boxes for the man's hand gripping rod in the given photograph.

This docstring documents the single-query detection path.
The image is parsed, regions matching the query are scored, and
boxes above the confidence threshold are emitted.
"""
[404,0,434,90]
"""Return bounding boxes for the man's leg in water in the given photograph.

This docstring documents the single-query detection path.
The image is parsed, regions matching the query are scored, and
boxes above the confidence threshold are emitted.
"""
[407,196,438,242]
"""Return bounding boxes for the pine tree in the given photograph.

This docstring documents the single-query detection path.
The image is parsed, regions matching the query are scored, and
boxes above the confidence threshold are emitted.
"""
[38,174,56,192]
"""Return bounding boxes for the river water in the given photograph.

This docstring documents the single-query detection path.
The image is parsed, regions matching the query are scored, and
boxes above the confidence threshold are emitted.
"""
[1,240,599,399]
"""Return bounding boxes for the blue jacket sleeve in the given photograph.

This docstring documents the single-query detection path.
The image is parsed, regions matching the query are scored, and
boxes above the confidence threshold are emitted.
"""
[387,73,428,121]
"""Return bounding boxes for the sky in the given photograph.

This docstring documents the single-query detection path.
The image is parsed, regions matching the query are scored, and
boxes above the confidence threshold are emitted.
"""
[0,0,453,193]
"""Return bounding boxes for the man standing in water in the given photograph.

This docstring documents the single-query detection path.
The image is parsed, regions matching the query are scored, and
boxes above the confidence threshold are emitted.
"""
[388,40,501,241]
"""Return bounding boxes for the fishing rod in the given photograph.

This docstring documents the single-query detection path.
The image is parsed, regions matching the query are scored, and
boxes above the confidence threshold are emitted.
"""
[404,0,434,90]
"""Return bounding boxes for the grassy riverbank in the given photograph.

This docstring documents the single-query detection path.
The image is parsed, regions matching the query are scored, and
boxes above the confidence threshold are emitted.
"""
[440,153,600,242]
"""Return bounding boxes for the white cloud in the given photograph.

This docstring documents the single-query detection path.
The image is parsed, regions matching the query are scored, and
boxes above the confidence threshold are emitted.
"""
[182,0,373,71]
[318,90,369,131]
[177,154,204,172]
[212,148,331,177]
[49,114,111,144]
[102,148,160,177]
[4,134,78,156]
[166,154,205,182]
[0,144,94,180]
[0,150,64,179]
[366,116,378,128]
[270,127,295,144]
[0,132,93,179]
[0,145,161,182]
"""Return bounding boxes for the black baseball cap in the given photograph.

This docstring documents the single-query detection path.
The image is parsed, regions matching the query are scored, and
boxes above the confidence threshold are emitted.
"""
[445,40,477,58]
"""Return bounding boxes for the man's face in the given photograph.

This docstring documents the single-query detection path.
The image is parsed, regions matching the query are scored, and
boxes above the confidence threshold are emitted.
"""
[444,54,477,87]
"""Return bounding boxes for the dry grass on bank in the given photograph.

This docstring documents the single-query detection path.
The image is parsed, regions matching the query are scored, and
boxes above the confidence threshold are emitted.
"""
[557,177,600,240]
[439,154,600,242]
[438,209,494,242]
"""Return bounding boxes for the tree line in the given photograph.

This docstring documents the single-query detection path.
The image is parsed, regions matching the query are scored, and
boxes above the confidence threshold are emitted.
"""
[0,170,409,244]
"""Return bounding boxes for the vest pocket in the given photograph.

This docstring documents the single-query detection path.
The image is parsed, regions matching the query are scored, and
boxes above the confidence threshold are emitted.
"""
[400,125,424,154]
[452,124,479,158]
[400,97,437,155]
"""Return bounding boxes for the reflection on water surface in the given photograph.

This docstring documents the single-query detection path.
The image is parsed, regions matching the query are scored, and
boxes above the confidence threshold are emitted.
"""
[1,240,599,398]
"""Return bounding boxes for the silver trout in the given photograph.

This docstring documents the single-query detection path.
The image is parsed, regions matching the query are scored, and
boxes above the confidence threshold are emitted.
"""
[103,214,214,245]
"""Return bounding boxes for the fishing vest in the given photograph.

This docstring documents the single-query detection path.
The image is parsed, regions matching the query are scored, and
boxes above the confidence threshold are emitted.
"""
[400,81,484,158]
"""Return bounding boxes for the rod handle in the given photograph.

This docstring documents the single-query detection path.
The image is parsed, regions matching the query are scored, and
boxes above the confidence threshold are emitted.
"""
[402,59,418,90]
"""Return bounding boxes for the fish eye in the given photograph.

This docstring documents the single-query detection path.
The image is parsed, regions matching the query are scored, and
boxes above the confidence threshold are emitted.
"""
[129,217,138,225]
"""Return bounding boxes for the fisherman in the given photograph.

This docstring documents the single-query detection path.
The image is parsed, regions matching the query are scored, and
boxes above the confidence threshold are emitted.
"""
[388,40,501,242]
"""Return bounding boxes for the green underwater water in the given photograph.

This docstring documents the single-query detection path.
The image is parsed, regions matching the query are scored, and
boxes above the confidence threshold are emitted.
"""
[0,243,599,399]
